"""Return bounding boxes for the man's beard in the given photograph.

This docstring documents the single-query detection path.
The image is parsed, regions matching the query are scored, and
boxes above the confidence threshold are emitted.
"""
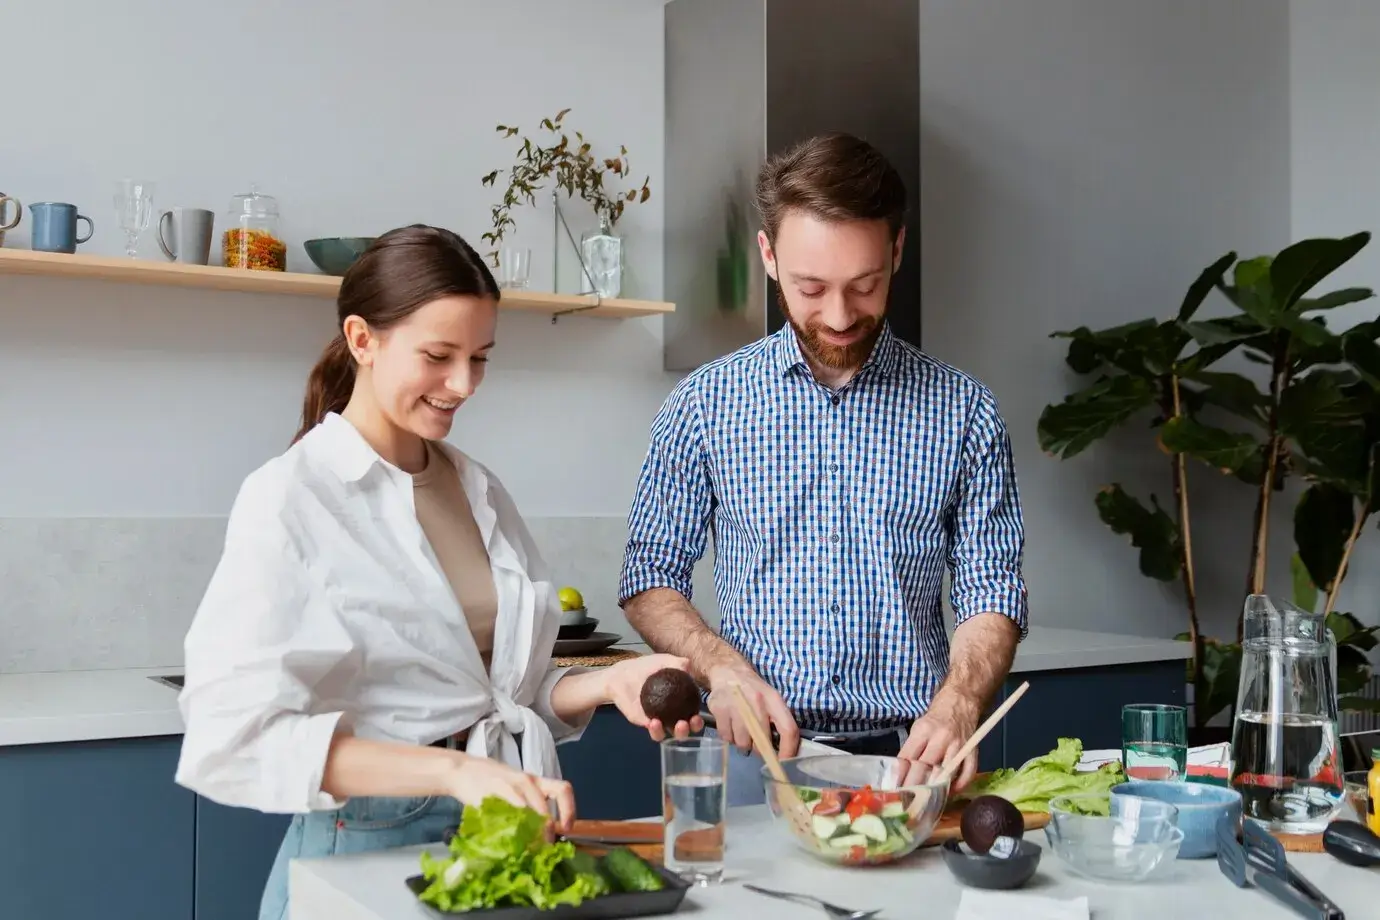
[777,285,886,371]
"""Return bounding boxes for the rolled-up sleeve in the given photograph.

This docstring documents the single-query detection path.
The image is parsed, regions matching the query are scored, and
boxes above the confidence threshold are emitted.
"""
[175,469,354,814]
[618,379,715,605]
[947,386,1029,638]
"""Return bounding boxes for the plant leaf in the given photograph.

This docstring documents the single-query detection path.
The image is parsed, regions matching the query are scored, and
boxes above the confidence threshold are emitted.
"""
[1178,251,1238,321]
[1181,371,1265,422]
[1093,485,1181,582]
[1271,232,1372,313]
[1227,256,1278,326]
[1159,416,1260,473]
[1290,552,1319,612]
[1037,375,1157,459]
[1342,329,1380,389]
[1294,483,1355,594]
[1198,640,1243,727]
[1340,695,1380,714]
[1296,287,1374,312]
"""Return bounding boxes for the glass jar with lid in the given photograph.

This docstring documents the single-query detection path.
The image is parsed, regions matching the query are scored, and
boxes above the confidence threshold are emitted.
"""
[223,186,287,271]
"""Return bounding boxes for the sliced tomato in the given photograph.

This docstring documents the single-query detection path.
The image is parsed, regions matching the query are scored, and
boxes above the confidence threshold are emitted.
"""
[871,791,903,805]
[846,846,867,863]
[813,789,849,817]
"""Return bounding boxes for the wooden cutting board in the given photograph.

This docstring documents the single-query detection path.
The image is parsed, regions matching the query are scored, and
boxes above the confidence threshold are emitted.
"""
[922,801,1050,848]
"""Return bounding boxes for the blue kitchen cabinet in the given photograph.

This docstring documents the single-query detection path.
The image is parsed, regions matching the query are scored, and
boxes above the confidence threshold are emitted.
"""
[194,798,292,920]
[559,705,663,820]
[0,735,195,920]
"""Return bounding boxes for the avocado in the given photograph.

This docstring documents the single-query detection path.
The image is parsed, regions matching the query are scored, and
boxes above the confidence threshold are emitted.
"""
[638,668,701,726]
[959,795,1024,855]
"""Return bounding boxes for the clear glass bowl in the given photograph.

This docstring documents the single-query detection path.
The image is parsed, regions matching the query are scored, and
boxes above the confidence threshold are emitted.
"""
[761,755,948,867]
[1044,792,1183,882]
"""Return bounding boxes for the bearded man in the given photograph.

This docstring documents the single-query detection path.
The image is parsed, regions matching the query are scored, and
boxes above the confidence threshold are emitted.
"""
[618,132,1029,805]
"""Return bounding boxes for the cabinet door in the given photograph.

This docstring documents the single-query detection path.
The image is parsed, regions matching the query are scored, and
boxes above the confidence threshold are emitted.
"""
[0,736,195,920]
[558,706,662,820]
[1002,661,1186,768]
[194,798,292,920]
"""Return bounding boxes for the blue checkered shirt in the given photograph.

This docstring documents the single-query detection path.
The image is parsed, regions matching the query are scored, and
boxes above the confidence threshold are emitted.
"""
[618,322,1028,733]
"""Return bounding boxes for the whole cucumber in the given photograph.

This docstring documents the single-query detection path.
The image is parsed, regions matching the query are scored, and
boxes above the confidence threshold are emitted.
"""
[599,847,665,892]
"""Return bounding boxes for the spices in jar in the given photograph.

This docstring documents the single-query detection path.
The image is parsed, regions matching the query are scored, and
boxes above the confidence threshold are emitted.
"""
[223,227,287,272]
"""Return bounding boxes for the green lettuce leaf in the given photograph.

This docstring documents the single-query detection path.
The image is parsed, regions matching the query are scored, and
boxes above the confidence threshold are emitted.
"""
[956,738,1125,813]
[416,797,610,912]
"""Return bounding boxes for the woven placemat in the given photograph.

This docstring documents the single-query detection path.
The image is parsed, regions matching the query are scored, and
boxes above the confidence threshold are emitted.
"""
[1269,828,1325,853]
[555,648,642,668]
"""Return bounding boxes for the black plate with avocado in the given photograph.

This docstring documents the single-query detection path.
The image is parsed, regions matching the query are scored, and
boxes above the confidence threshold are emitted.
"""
[403,862,690,918]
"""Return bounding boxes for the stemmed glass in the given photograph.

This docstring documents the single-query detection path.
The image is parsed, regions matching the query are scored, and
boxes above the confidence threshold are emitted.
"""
[114,179,156,258]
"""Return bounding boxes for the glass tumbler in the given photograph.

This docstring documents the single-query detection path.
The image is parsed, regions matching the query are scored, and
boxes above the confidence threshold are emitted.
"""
[1122,703,1188,781]
[661,736,727,886]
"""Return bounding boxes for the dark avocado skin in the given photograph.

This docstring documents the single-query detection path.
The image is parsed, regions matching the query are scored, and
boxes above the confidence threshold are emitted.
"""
[960,795,1024,855]
[638,668,700,725]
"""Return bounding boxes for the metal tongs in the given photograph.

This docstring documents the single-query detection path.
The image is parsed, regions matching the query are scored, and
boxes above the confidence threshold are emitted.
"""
[1215,814,1344,920]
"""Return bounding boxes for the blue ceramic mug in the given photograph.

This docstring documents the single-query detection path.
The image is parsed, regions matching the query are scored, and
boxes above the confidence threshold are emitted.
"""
[29,201,94,254]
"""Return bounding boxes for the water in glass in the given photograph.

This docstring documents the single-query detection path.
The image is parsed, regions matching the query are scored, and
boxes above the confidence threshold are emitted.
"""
[1230,594,1345,834]
[661,737,726,885]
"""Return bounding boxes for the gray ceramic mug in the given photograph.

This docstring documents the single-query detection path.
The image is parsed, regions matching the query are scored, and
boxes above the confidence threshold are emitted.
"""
[29,202,93,254]
[0,194,21,248]
[157,207,214,264]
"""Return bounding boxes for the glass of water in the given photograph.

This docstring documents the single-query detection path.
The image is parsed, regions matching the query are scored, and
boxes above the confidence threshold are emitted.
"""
[1122,703,1188,780]
[661,736,727,886]
[499,246,531,289]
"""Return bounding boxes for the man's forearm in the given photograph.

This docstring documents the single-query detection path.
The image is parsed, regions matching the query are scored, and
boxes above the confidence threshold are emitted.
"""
[623,587,746,685]
[929,612,1020,729]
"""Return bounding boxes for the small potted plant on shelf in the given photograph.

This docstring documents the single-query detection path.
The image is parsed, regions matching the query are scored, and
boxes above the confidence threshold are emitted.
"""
[480,108,651,299]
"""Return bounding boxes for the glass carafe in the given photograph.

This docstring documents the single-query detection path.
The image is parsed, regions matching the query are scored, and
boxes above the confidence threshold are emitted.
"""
[1229,594,1344,834]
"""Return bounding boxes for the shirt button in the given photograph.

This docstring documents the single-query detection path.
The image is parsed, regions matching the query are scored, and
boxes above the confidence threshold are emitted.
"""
[829,532,840,543]
[831,675,842,686]
[830,395,841,406]
[829,463,840,472]
[830,603,841,613]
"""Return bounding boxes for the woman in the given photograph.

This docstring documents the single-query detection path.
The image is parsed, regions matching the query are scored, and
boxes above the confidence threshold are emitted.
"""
[174,225,700,920]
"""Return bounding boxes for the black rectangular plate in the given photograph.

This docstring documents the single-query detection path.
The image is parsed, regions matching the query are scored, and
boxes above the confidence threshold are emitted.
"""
[404,864,690,918]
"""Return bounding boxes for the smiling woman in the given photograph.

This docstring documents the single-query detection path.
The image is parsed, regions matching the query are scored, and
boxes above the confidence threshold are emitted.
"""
[174,225,703,920]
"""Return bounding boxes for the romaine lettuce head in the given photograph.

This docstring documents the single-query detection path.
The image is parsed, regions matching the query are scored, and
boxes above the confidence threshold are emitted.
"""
[956,738,1125,813]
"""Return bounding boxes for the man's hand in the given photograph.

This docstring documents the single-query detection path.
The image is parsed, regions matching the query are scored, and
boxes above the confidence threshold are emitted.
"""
[898,704,979,790]
[705,663,800,759]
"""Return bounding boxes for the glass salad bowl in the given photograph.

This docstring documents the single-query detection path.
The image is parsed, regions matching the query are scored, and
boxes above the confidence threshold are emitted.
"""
[1044,792,1183,882]
[761,755,949,866]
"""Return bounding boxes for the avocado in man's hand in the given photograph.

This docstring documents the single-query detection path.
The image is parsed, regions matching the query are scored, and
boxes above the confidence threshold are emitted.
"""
[638,668,701,726]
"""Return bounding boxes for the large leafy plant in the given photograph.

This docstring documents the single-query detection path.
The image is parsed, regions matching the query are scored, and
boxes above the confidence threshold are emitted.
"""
[1037,233,1380,727]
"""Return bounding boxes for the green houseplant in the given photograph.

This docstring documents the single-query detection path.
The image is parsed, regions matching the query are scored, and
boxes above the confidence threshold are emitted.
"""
[479,107,651,268]
[1037,233,1380,730]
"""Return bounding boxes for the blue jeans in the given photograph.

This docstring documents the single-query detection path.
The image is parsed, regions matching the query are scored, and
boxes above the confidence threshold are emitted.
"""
[258,794,462,920]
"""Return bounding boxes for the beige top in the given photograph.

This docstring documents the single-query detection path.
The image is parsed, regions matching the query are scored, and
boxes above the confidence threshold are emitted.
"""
[412,440,499,670]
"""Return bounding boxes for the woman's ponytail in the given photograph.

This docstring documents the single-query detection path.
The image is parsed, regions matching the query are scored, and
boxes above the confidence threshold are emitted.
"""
[293,333,355,444]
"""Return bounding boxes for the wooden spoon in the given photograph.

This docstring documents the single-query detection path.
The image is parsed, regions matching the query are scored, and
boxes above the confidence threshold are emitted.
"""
[729,685,815,840]
[934,680,1030,788]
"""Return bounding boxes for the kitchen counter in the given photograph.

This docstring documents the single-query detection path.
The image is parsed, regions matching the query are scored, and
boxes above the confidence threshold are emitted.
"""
[0,626,1189,748]
[288,805,1371,920]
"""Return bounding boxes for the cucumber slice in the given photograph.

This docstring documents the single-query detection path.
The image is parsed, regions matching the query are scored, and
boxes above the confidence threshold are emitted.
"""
[811,815,843,839]
[881,801,907,819]
[850,814,888,843]
[829,833,868,849]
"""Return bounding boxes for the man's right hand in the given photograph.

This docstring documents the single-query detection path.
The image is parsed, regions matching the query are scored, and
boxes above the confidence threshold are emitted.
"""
[705,663,800,759]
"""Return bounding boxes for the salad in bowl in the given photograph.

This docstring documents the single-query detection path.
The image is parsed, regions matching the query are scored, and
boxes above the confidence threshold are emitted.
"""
[761,755,948,866]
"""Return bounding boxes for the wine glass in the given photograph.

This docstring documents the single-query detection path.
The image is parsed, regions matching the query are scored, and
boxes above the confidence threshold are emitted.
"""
[114,179,156,258]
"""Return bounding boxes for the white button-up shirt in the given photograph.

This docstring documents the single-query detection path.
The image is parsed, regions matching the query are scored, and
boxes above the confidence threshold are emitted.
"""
[175,413,588,814]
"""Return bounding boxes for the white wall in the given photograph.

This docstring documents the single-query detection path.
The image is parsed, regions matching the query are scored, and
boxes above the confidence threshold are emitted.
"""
[0,0,671,520]
[1290,0,1380,623]
[919,0,1294,641]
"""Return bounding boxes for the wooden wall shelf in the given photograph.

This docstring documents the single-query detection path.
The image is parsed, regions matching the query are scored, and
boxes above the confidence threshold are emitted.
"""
[0,249,674,319]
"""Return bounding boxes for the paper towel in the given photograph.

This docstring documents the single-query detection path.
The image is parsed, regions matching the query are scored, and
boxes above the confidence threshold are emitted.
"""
[955,889,1091,920]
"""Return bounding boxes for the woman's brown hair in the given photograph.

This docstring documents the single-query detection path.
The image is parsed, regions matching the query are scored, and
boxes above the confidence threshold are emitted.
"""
[293,225,500,444]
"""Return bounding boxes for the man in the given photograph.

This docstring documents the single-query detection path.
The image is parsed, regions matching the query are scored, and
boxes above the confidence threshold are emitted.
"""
[618,132,1028,805]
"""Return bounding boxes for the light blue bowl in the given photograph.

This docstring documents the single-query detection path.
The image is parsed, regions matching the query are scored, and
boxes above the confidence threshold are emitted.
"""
[1112,780,1242,859]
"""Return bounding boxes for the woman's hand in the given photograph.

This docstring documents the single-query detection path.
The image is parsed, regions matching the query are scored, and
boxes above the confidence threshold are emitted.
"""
[444,752,576,834]
[602,653,705,742]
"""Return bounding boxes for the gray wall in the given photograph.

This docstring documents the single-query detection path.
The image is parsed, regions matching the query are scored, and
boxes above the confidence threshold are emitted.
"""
[920,0,1293,641]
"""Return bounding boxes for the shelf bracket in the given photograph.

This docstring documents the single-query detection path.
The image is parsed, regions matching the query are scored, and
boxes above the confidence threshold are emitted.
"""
[550,190,604,324]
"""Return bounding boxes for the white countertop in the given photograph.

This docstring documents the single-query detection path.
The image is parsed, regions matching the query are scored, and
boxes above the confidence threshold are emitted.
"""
[287,805,1372,920]
[0,626,1189,748]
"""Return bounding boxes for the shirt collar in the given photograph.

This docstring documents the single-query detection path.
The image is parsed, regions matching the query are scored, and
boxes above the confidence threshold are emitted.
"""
[306,412,392,483]
[772,320,902,380]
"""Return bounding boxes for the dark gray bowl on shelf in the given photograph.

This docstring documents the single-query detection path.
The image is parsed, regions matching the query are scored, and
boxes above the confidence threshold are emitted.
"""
[304,237,376,275]
[940,838,1042,890]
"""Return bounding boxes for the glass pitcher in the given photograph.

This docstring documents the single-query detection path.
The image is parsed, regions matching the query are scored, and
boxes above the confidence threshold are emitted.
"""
[1229,593,1344,834]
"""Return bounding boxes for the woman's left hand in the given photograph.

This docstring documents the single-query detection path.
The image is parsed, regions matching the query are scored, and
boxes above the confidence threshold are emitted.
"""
[602,654,705,742]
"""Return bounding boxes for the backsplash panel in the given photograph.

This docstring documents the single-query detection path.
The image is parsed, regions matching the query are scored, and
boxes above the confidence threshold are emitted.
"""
[0,516,717,674]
